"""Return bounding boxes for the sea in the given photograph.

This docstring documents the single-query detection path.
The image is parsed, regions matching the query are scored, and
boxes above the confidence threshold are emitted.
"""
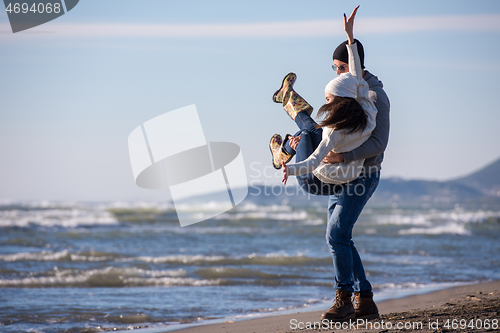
[1,188,500,333]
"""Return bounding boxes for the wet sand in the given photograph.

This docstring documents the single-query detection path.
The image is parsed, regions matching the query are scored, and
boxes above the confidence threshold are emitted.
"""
[172,281,500,333]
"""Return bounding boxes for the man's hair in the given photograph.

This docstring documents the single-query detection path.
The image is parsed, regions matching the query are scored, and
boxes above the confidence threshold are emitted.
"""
[332,39,365,69]
[317,96,367,133]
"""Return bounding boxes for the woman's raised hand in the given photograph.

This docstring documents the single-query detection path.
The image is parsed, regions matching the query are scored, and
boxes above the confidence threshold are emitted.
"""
[344,5,359,45]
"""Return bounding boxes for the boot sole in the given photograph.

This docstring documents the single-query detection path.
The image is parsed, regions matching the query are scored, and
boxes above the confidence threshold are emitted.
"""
[320,313,356,322]
[269,134,282,169]
[280,134,294,165]
[272,72,296,103]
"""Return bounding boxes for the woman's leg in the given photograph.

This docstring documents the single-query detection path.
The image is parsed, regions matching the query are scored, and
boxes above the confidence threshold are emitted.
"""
[295,110,322,137]
[294,130,338,196]
[283,111,323,156]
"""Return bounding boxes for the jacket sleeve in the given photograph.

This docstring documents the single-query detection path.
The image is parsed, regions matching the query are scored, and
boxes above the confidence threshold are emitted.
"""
[287,128,341,176]
[348,43,363,80]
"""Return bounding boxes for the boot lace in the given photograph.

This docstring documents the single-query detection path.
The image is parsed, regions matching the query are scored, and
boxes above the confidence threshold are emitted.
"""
[331,294,344,309]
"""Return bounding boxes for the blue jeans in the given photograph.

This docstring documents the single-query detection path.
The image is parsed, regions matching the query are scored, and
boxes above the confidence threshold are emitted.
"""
[284,112,337,196]
[326,171,380,292]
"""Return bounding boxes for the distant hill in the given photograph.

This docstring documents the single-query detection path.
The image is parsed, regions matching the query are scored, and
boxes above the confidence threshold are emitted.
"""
[244,157,500,209]
[450,157,500,197]
[371,157,500,208]
[183,157,500,210]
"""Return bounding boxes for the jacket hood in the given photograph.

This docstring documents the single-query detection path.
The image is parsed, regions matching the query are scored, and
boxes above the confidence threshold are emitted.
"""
[364,70,384,89]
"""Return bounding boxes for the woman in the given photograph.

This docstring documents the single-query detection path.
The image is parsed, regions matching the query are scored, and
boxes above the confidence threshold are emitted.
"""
[271,6,380,322]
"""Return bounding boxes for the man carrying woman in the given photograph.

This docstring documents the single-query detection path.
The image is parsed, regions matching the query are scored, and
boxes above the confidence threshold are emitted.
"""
[269,6,390,322]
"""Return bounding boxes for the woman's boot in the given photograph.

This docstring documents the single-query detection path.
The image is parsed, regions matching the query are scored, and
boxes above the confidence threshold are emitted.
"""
[269,134,293,169]
[273,73,313,120]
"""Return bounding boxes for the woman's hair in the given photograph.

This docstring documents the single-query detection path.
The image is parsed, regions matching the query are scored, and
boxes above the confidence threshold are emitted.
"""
[317,96,367,133]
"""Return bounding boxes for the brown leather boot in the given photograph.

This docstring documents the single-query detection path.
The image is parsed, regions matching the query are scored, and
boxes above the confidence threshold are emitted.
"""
[320,290,355,322]
[353,291,380,319]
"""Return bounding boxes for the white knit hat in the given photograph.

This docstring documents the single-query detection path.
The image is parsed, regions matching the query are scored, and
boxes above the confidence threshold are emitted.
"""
[325,73,357,99]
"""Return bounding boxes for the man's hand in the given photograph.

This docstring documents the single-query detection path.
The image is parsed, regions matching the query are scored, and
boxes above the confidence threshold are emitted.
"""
[288,135,301,151]
[322,151,344,164]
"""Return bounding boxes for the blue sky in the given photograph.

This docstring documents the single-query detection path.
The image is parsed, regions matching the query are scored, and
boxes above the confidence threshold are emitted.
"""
[1,0,500,201]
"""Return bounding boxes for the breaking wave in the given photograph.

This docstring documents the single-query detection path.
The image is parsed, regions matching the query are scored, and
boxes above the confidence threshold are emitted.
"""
[0,250,331,267]
[375,209,500,235]
[0,267,220,288]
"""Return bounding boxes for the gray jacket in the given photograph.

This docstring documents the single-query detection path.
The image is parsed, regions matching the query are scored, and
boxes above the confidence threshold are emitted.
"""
[342,70,390,172]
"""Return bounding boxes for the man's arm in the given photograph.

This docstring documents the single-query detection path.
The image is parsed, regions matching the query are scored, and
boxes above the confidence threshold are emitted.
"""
[343,88,390,163]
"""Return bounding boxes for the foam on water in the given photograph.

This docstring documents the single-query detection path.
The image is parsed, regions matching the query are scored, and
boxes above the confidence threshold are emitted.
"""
[0,250,331,268]
[399,222,471,235]
[0,250,119,262]
[0,200,326,229]
[133,253,330,266]
[0,266,219,288]
[0,207,118,228]
[0,264,332,288]
[193,267,309,280]
[374,209,500,235]
[376,209,500,226]
[214,210,310,221]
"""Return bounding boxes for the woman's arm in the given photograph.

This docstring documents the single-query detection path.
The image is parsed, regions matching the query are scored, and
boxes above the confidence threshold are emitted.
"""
[283,127,339,176]
[346,6,378,129]
[345,6,362,79]
[344,6,358,45]
[284,130,338,184]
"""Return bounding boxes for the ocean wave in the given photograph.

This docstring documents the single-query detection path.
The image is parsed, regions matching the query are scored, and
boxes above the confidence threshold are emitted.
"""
[214,210,310,221]
[107,201,301,217]
[373,209,500,236]
[0,266,331,288]
[375,282,425,289]
[0,199,326,227]
[362,253,446,266]
[0,250,120,262]
[0,208,118,228]
[194,267,309,280]
[236,203,292,212]
[175,201,233,213]
[133,253,331,266]
[0,267,213,288]
[0,200,82,209]
[0,251,331,267]
[399,222,471,235]
[374,281,471,298]
[376,209,500,227]
[104,201,175,211]
[377,213,431,226]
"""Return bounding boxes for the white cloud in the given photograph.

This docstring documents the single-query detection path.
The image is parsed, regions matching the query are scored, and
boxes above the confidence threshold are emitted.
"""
[1,14,500,38]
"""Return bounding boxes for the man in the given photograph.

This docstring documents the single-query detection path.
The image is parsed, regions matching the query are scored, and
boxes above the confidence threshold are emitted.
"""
[320,32,390,321]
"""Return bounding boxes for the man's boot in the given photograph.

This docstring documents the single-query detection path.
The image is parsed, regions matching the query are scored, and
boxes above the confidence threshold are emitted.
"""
[269,134,293,169]
[320,290,355,322]
[272,72,313,120]
[354,291,380,319]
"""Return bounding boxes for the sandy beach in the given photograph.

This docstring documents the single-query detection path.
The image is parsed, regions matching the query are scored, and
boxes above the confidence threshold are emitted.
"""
[171,281,500,333]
